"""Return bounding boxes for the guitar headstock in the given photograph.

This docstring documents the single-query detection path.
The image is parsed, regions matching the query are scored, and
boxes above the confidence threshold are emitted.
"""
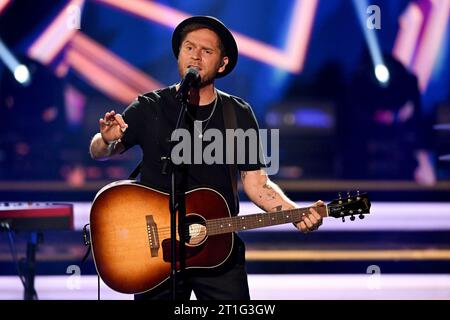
[327,191,371,222]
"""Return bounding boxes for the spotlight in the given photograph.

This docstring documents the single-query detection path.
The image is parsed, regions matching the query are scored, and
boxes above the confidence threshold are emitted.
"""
[374,64,390,84]
[13,64,30,85]
[0,38,32,86]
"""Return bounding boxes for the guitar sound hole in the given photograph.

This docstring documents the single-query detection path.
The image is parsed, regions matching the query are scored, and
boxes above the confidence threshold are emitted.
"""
[183,214,207,246]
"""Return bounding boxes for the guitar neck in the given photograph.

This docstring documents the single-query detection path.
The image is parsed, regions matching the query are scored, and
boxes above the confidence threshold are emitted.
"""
[205,206,328,236]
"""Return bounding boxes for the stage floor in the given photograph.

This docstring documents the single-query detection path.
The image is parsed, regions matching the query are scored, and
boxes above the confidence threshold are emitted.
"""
[1,274,449,300]
[1,201,450,300]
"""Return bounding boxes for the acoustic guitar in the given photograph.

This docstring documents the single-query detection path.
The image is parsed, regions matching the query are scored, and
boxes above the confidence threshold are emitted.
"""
[89,180,371,294]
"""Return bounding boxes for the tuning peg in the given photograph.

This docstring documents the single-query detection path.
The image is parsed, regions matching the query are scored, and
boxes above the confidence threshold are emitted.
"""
[358,209,364,219]
[347,191,352,202]
[341,217,345,222]
[338,192,343,204]
[350,215,355,221]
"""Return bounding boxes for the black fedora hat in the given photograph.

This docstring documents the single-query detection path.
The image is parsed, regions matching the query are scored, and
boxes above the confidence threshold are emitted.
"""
[172,16,238,78]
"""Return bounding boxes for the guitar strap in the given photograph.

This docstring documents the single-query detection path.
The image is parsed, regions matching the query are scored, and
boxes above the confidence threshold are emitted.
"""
[217,90,239,213]
[128,159,142,180]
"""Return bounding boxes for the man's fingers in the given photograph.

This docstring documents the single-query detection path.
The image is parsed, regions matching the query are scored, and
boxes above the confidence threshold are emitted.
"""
[304,208,323,229]
[103,110,116,123]
[298,221,309,233]
[303,216,314,229]
[100,110,126,129]
[104,111,112,119]
[314,200,325,207]
[114,114,128,131]
[309,208,322,221]
[99,118,110,128]
[296,213,322,233]
[294,204,324,234]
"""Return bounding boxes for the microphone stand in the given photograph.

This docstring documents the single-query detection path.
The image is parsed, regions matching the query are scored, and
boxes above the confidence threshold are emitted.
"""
[162,87,189,301]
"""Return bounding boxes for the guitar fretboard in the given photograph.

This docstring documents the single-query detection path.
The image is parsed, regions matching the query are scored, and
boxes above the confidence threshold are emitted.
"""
[205,206,328,235]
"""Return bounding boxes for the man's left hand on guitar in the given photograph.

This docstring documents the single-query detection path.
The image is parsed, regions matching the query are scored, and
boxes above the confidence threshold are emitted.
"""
[294,200,324,233]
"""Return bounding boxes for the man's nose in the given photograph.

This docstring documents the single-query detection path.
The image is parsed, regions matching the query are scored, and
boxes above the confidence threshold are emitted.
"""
[190,48,201,60]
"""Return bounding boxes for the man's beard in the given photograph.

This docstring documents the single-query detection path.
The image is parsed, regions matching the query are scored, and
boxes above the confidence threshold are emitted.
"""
[198,76,215,87]
[198,66,221,87]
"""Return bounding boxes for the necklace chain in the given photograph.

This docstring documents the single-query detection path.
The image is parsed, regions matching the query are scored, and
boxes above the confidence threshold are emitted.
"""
[186,90,218,139]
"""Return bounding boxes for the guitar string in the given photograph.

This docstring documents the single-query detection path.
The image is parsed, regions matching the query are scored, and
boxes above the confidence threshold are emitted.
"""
[97,199,365,241]
[139,211,311,238]
[102,208,326,240]
[155,207,315,232]
[111,209,316,236]
[109,212,308,239]
[101,202,361,237]
[154,210,308,231]
[110,214,319,242]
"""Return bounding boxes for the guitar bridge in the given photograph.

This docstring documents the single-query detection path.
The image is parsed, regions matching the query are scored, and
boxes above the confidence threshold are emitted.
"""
[146,215,160,257]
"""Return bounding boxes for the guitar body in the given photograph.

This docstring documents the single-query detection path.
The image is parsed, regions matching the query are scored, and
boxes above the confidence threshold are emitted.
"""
[89,180,234,294]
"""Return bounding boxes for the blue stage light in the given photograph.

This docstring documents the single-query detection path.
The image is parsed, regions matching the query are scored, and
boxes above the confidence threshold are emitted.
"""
[0,38,31,86]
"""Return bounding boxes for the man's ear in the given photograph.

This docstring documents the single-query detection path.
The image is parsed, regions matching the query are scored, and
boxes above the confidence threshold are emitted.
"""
[218,56,229,74]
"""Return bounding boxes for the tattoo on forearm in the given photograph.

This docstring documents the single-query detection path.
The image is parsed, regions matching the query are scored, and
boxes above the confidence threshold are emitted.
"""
[252,180,296,214]
[265,193,276,200]
[261,183,277,201]
[262,184,272,190]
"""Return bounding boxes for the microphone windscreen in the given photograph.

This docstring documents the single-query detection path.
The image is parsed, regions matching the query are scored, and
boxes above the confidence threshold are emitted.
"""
[185,67,200,83]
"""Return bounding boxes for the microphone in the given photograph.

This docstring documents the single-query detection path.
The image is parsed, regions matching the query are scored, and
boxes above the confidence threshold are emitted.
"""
[176,67,200,101]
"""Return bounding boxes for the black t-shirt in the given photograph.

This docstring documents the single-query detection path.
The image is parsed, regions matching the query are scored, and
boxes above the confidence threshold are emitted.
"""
[120,85,264,215]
